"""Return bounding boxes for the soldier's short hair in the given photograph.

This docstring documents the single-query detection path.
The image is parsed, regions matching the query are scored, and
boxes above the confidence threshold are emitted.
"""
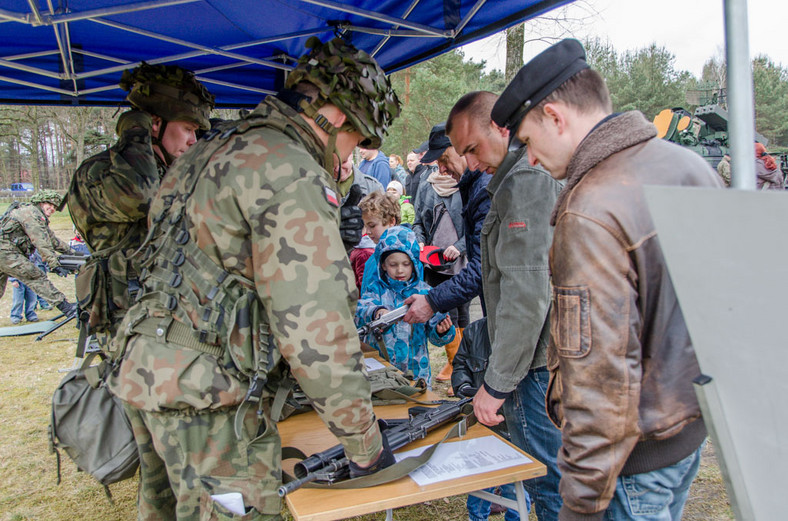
[446,91,499,135]
[359,191,401,226]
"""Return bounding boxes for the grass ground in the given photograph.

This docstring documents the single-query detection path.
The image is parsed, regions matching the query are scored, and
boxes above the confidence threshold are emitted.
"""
[0,210,734,520]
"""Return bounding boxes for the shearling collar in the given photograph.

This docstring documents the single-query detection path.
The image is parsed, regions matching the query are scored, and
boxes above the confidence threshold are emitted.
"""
[550,111,657,225]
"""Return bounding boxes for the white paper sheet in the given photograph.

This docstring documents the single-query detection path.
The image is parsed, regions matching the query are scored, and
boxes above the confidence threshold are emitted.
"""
[364,357,386,371]
[394,435,532,487]
[210,492,246,515]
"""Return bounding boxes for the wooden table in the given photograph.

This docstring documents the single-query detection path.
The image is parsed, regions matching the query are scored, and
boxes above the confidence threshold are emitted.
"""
[279,393,546,521]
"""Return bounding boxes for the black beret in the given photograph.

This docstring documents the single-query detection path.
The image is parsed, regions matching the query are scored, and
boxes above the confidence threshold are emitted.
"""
[421,122,452,164]
[492,39,589,131]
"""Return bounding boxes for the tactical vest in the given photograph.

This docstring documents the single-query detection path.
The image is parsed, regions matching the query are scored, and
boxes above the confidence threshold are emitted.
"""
[0,203,36,255]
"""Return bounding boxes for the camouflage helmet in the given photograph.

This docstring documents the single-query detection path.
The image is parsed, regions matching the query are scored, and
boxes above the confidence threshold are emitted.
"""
[120,62,215,130]
[31,189,63,207]
[285,37,400,149]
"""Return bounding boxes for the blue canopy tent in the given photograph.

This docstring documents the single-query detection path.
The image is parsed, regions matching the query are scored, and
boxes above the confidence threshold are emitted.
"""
[0,0,573,107]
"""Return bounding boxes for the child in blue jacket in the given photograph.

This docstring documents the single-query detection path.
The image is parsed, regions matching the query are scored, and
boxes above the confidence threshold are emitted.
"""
[356,226,454,384]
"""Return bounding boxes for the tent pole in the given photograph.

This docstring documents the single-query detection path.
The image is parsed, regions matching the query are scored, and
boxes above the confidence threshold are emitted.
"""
[724,0,756,190]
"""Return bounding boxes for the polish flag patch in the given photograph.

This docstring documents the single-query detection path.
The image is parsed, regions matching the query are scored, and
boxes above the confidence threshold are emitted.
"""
[324,187,339,207]
[508,221,527,229]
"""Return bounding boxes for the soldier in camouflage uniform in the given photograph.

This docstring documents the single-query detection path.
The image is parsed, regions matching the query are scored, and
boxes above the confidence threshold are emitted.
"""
[0,190,77,315]
[107,37,401,520]
[67,63,214,342]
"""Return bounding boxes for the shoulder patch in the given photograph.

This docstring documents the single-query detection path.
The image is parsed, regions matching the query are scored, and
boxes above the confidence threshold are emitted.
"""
[508,221,527,230]
[324,186,339,207]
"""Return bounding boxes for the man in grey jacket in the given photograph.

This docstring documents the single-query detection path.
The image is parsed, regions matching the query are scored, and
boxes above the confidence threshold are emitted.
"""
[446,91,563,521]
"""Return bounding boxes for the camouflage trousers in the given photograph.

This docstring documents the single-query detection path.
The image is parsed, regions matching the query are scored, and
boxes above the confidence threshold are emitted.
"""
[124,402,284,521]
[0,244,65,305]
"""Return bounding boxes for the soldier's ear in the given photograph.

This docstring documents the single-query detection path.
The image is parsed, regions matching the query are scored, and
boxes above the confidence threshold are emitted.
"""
[328,108,347,129]
[150,115,163,138]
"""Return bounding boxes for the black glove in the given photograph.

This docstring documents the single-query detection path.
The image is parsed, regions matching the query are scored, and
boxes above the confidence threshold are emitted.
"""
[348,429,396,479]
[340,184,364,252]
[52,266,70,277]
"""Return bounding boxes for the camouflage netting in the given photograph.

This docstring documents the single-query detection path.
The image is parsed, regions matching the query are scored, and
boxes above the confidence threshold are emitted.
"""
[286,37,401,149]
[120,62,215,130]
[31,189,63,207]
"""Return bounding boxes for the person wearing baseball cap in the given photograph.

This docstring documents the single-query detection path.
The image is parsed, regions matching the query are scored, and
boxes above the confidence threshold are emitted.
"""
[406,140,434,201]
[492,38,720,521]
[405,122,491,386]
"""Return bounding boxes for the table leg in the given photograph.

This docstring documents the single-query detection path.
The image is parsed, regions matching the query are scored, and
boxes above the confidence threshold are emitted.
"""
[468,481,529,519]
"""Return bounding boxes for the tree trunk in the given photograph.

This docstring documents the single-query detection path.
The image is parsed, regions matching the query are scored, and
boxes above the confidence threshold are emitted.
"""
[505,23,525,83]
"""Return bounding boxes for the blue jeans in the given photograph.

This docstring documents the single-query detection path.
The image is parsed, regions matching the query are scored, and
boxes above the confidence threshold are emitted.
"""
[503,367,562,521]
[10,279,38,322]
[467,483,526,521]
[603,443,704,520]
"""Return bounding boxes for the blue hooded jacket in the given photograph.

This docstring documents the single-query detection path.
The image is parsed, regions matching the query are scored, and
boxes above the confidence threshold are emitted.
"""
[355,226,455,383]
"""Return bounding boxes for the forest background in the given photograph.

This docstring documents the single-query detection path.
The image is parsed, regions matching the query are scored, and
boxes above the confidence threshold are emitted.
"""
[1,11,787,192]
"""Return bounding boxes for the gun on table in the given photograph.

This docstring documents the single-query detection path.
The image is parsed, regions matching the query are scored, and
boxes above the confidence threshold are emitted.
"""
[278,396,473,497]
[57,253,90,274]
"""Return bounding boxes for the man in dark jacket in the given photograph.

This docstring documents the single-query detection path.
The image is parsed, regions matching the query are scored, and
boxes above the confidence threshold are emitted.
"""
[404,123,491,378]
[406,142,436,213]
[492,38,719,521]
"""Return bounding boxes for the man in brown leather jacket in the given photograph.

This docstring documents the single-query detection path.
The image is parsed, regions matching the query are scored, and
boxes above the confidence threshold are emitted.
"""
[491,39,721,521]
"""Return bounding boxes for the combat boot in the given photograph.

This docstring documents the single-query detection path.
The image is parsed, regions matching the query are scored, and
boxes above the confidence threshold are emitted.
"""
[56,300,78,318]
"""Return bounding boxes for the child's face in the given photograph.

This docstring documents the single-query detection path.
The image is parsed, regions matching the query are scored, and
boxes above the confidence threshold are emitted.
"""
[383,252,413,282]
[363,212,396,244]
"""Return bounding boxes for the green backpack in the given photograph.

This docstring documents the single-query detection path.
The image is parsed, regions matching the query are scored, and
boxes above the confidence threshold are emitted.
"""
[49,355,139,497]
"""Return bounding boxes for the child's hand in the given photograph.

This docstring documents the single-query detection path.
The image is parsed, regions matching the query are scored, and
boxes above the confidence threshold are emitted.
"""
[436,315,453,334]
[11,281,19,288]
[375,308,389,319]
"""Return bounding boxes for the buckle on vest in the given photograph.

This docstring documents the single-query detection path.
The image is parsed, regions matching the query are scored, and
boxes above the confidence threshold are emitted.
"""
[175,229,189,245]
[166,294,177,311]
[169,272,182,288]
[172,249,185,267]
[244,374,265,404]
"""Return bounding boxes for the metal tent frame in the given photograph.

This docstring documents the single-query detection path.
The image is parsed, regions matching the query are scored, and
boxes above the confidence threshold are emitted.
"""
[0,0,572,107]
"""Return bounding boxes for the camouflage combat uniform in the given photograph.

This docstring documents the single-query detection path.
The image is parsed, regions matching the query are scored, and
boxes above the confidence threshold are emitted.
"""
[67,112,166,334]
[67,63,213,342]
[108,96,384,520]
[0,202,71,306]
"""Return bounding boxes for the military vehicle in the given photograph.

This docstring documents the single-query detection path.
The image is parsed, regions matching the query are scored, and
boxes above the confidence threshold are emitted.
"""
[653,85,769,171]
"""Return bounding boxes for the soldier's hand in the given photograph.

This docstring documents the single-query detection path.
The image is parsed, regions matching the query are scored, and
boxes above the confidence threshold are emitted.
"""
[115,110,153,136]
[340,184,364,252]
[348,430,395,479]
[52,266,70,277]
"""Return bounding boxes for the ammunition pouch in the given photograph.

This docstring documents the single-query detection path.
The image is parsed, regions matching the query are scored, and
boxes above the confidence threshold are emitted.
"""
[75,235,141,336]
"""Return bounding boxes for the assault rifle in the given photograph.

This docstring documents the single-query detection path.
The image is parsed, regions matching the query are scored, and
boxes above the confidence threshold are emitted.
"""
[57,253,90,274]
[278,396,473,496]
[357,305,408,338]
